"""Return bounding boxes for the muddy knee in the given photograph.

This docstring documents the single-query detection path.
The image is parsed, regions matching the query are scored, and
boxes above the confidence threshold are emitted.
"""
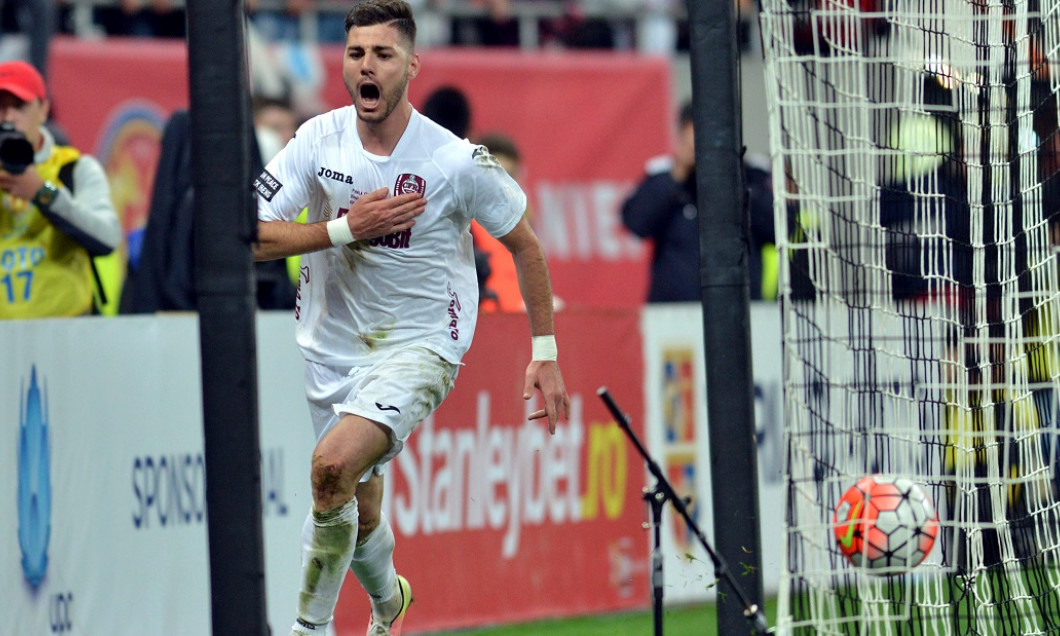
[310,456,351,507]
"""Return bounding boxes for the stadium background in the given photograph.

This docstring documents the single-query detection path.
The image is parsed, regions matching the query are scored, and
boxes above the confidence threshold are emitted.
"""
[41,35,773,315]
[3,31,780,635]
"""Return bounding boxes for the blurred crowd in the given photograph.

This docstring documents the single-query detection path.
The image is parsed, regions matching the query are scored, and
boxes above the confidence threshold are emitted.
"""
[16,0,769,55]
[0,0,765,133]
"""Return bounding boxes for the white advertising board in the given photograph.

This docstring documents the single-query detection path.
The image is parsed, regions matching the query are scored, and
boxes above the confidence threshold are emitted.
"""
[2,313,314,635]
[640,302,786,603]
[3,305,789,634]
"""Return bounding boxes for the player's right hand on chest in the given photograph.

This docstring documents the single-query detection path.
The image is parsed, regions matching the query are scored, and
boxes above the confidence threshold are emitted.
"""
[346,187,427,240]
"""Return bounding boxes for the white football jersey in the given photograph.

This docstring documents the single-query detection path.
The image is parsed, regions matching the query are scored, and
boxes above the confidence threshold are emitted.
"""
[255,107,526,367]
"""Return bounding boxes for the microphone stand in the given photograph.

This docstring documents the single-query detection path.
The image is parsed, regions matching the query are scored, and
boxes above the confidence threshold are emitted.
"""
[597,387,769,636]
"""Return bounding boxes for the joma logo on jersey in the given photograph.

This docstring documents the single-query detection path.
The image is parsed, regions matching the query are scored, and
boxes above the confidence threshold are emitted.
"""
[368,229,412,250]
[294,265,309,321]
[446,283,461,340]
[317,166,354,184]
[394,173,426,196]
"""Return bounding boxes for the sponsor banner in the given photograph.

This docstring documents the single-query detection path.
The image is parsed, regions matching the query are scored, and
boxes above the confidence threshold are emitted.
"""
[2,310,653,634]
[1,314,314,635]
[2,306,788,634]
[639,303,786,603]
[47,39,671,312]
[333,309,649,634]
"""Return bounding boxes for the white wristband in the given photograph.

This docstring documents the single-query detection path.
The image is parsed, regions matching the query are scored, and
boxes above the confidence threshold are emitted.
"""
[326,218,356,246]
[532,335,558,361]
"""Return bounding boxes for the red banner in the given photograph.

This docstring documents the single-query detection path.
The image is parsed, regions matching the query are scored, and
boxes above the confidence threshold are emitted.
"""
[330,309,648,634]
[47,39,671,310]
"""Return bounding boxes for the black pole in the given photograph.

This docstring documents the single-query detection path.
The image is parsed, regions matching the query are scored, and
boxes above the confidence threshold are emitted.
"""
[647,486,665,635]
[686,0,765,633]
[186,2,268,634]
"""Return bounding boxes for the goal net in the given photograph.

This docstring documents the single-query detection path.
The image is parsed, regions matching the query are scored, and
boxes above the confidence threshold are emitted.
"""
[758,0,1060,632]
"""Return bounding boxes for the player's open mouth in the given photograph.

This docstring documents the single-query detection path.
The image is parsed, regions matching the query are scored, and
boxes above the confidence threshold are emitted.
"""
[360,83,381,107]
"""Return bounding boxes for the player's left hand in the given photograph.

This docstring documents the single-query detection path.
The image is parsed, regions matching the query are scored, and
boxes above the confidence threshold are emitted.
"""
[524,360,569,435]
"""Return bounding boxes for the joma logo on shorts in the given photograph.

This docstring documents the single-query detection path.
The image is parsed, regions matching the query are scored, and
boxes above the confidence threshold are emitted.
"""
[317,166,354,184]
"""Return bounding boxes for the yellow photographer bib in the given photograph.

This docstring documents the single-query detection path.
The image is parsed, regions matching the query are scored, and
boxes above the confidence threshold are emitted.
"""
[0,145,92,319]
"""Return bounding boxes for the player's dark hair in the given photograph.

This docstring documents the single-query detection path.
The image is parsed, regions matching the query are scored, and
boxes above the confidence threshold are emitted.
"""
[345,0,417,46]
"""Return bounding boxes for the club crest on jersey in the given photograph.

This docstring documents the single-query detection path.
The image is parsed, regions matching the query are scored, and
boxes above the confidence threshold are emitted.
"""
[394,173,426,196]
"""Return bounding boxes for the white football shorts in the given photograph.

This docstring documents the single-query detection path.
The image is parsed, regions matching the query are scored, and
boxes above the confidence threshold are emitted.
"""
[304,346,459,480]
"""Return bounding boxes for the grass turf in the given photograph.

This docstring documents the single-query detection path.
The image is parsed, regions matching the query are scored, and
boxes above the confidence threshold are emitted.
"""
[422,600,778,635]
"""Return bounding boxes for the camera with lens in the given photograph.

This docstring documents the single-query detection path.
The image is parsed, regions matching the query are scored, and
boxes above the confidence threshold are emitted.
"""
[0,122,34,175]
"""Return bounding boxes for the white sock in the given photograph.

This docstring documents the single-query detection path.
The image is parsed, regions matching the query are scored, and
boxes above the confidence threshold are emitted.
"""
[295,498,359,629]
[349,513,400,621]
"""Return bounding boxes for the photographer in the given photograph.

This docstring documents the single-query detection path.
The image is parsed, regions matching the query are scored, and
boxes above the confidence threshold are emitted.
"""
[0,61,121,318]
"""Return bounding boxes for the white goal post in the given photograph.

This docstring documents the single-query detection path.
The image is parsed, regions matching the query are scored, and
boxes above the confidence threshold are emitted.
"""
[759,0,1060,632]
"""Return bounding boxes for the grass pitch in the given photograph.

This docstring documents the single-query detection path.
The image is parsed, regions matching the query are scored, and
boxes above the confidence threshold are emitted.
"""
[424,601,776,635]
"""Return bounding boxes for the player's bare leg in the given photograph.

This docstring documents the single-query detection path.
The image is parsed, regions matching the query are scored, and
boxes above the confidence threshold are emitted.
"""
[350,474,410,634]
[292,415,391,635]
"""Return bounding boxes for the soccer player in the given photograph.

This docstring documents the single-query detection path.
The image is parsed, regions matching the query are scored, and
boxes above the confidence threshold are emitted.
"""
[252,1,570,635]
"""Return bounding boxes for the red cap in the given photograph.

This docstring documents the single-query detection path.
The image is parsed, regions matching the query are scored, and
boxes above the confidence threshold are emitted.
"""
[0,61,46,102]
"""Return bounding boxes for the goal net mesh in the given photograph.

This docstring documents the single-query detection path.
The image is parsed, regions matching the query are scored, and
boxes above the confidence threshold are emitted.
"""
[758,0,1060,632]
